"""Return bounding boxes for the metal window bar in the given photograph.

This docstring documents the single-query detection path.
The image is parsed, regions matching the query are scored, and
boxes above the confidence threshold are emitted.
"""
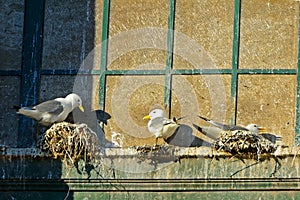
[0,0,299,146]
[98,0,110,111]
[295,3,300,145]
[18,0,45,147]
[164,0,176,117]
[230,0,241,125]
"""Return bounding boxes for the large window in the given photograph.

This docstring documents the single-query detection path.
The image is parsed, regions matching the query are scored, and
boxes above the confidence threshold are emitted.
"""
[0,0,299,148]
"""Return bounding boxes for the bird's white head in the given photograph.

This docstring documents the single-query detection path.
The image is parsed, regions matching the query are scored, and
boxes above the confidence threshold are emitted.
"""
[66,93,84,112]
[246,124,266,134]
[143,109,166,121]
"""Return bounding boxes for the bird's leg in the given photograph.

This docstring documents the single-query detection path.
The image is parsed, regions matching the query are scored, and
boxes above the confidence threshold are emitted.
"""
[153,137,159,149]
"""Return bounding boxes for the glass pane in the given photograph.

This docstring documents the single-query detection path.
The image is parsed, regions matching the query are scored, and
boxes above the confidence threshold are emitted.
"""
[40,75,76,101]
[174,0,234,69]
[0,76,20,147]
[42,0,99,70]
[104,75,166,146]
[237,75,296,146]
[171,75,233,141]
[0,1,24,70]
[239,0,299,69]
[172,74,233,120]
[107,0,169,70]
[109,0,169,35]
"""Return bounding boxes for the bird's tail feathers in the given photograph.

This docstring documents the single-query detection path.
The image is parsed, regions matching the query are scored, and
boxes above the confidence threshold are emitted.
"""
[13,105,21,111]
[173,115,188,123]
[198,115,210,122]
[192,123,204,133]
[16,107,38,117]
[276,136,282,141]
[14,106,34,113]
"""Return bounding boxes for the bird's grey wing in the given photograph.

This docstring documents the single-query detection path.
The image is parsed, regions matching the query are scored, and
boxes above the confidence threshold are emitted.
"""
[198,116,248,131]
[260,133,282,144]
[160,118,180,138]
[193,124,223,140]
[212,123,248,131]
[34,100,64,115]
[228,125,248,131]
[162,118,176,126]
[198,116,231,130]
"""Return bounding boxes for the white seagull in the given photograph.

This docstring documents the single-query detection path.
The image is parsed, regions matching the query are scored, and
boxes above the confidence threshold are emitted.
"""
[193,115,266,140]
[143,109,179,146]
[15,93,84,126]
[143,109,208,147]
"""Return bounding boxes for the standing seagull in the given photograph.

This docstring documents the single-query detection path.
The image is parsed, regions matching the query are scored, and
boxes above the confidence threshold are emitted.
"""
[143,109,179,146]
[143,109,208,147]
[15,93,84,126]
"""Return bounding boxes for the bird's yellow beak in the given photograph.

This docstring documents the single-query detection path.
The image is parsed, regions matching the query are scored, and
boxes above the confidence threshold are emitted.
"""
[79,105,84,112]
[258,127,267,133]
[143,115,151,120]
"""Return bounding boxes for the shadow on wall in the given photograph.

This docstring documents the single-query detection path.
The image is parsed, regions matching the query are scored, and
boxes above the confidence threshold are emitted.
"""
[0,0,99,198]
[0,157,73,199]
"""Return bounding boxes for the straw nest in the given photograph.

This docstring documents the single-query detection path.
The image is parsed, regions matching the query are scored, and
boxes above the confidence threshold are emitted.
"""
[39,122,99,166]
[214,130,277,158]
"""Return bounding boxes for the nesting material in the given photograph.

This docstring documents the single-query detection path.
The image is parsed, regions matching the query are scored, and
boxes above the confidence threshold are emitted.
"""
[135,145,163,154]
[214,130,277,158]
[134,145,179,165]
[40,122,99,165]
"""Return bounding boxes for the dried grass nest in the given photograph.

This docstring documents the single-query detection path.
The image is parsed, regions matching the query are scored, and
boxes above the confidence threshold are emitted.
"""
[39,122,99,166]
[214,130,277,158]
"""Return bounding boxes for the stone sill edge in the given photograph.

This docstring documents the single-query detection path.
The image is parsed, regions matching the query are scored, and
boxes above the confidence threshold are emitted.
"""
[0,146,299,158]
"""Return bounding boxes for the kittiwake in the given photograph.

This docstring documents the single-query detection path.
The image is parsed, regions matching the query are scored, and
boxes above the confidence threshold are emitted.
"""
[143,109,209,147]
[15,93,84,126]
[193,115,269,141]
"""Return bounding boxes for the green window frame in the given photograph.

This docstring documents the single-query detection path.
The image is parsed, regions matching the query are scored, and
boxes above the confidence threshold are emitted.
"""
[0,0,299,147]
[98,0,300,144]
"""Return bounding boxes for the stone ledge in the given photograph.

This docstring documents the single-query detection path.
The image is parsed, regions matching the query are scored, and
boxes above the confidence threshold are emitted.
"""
[0,146,299,158]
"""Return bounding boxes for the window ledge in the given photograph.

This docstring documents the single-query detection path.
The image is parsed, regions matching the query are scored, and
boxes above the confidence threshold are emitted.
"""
[0,146,299,158]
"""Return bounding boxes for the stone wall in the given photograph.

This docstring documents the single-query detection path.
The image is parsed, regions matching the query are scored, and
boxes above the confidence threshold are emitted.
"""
[0,0,299,148]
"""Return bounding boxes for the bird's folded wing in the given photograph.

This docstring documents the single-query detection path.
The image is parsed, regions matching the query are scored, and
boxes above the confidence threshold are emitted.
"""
[228,125,248,131]
[161,118,179,139]
[34,100,64,115]
[199,116,248,131]
[193,124,223,140]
